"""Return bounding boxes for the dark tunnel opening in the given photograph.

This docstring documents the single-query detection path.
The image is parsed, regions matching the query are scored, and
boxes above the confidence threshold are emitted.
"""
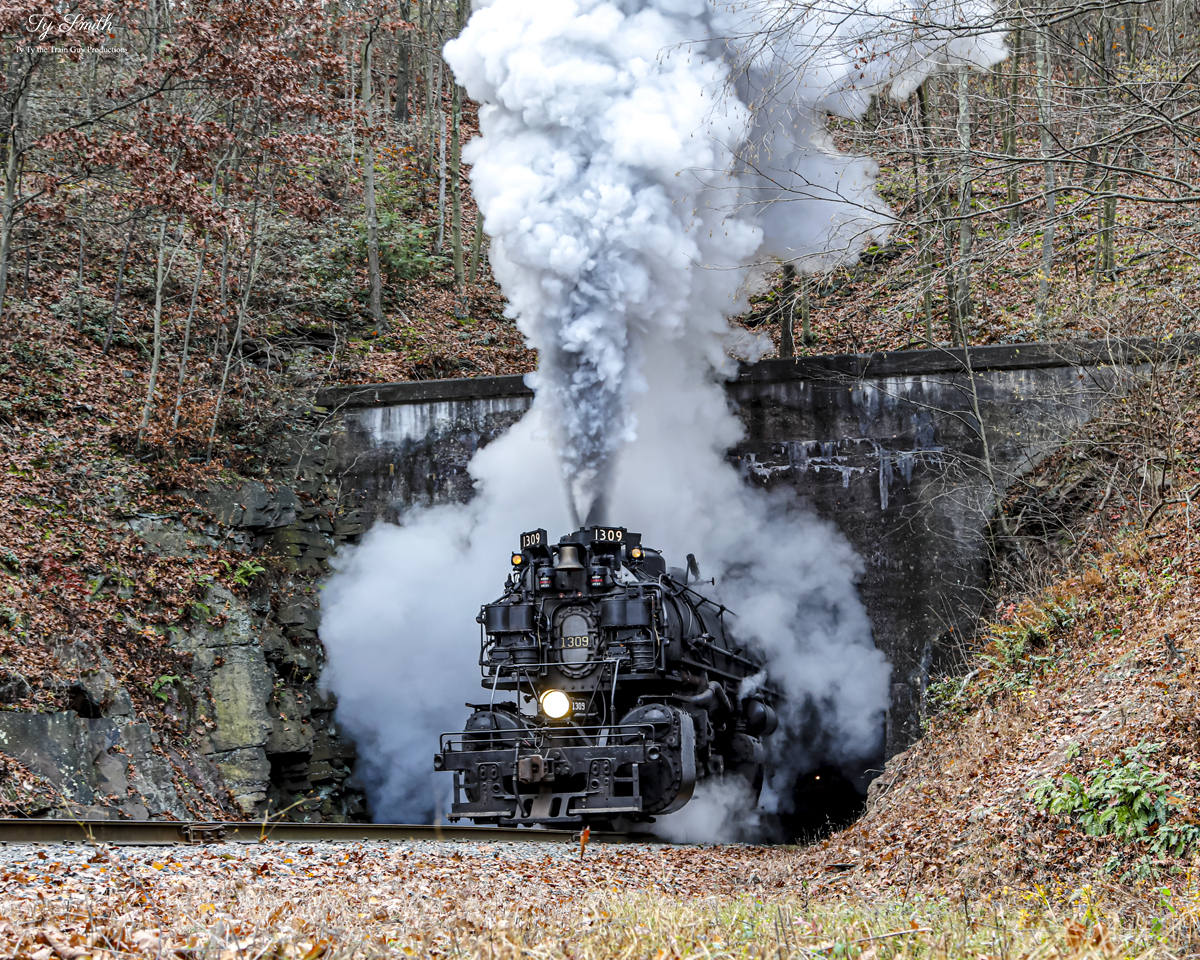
[781,763,873,842]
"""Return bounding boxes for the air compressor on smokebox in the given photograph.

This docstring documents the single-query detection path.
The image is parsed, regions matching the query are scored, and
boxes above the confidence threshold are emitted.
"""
[433,525,780,827]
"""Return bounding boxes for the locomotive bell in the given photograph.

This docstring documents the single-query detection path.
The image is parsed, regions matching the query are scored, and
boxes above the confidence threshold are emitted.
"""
[554,544,584,571]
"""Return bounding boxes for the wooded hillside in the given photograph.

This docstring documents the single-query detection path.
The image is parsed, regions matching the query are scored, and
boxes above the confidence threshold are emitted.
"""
[0,0,1196,400]
[0,0,1198,823]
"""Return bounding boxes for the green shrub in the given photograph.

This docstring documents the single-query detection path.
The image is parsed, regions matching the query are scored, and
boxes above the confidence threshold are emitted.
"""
[927,599,1080,714]
[369,212,448,282]
[1029,743,1200,862]
[220,558,266,588]
[150,675,181,701]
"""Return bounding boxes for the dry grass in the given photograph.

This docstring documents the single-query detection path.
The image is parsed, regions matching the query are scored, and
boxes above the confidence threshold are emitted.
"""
[5,845,1200,960]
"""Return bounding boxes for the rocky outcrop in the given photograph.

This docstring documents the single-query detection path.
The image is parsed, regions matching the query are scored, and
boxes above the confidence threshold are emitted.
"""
[169,424,367,821]
[174,584,275,812]
[0,419,368,822]
[0,637,232,819]
[0,706,227,820]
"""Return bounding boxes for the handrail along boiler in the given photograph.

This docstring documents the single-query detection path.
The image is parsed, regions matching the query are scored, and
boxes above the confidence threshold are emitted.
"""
[433,525,780,826]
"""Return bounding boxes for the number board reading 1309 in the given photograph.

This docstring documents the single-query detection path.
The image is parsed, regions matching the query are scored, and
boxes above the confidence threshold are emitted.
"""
[520,529,547,550]
[520,527,627,550]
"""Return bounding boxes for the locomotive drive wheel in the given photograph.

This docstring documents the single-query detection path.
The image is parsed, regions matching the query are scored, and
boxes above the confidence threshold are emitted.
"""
[619,703,696,814]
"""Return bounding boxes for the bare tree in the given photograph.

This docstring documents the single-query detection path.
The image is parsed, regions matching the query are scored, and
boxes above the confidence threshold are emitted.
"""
[362,21,385,329]
[742,0,1200,354]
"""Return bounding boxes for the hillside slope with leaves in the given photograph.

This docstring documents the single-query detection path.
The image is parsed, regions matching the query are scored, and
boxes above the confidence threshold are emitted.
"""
[790,364,1200,895]
[2,0,1198,831]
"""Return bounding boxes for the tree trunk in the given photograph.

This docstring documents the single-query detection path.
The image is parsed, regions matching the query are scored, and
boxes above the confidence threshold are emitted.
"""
[954,65,974,333]
[800,274,813,345]
[912,91,930,342]
[76,181,86,330]
[1004,29,1021,228]
[173,240,207,429]
[103,218,137,355]
[345,33,356,160]
[468,214,484,284]
[1094,7,1117,281]
[0,89,24,324]
[424,9,436,178]
[1035,22,1056,329]
[362,30,384,328]
[394,1,410,122]
[138,217,174,441]
[925,77,959,344]
[380,38,391,119]
[779,263,795,358]
[915,80,937,341]
[1101,194,1117,278]
[207,210,262,464]
[1086,11,1108,189]
[1124,2,1140,65]
[1098,147,1116,278]
[217,232,230,306]
[362,142,384,325]
[959,341,1014,541]
[451,79,464,316]
[435,58,447,253]
[945,233,960,345]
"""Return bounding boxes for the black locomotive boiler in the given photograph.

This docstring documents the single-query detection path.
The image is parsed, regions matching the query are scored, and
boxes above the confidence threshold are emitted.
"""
[433,525,780,827]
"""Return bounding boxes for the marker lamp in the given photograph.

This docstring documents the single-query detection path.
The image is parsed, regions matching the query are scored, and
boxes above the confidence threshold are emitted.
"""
[511,554,523,566]
[630,547,643,559]
[539,689,571,720]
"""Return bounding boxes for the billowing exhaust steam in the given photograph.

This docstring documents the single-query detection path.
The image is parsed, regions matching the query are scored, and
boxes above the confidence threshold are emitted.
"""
[321,0,1004,832]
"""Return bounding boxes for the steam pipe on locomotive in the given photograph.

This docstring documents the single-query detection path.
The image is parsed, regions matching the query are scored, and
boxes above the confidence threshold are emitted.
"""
[432,526,780,827]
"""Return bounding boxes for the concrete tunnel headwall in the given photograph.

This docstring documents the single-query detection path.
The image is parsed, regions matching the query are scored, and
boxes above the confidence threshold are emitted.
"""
[315,337,1196,761]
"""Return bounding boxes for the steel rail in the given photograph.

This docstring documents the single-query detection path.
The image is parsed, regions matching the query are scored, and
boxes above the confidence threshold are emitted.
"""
[0,819,652,846]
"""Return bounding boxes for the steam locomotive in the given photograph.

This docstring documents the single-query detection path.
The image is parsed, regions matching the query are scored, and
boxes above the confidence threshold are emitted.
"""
[433,525,780,827]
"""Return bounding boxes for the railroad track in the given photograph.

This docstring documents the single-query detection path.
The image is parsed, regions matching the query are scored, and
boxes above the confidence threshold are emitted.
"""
[0,819,652,846]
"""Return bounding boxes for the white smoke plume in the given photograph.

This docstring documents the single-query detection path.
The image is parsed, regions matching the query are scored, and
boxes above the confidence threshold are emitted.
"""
[723,0,1007,269]
[448,0,756,523]
[321,0,1005,831]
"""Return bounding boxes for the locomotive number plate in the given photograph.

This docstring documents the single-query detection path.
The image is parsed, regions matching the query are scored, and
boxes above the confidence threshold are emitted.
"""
[520,528,547,549]
[592,526,624,543]
[563,636,590,648]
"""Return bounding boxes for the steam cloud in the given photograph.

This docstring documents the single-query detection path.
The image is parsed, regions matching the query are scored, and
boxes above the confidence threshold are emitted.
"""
[321,0,1004,832]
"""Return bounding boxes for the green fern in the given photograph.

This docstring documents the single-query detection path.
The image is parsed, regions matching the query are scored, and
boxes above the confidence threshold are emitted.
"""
[1029,743,1200,862]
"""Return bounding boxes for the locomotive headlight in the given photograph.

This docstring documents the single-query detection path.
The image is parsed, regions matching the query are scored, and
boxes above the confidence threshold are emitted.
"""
[539,689,571,720]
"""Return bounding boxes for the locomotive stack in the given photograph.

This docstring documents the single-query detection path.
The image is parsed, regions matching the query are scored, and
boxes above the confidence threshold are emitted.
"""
[433,526,780,827]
